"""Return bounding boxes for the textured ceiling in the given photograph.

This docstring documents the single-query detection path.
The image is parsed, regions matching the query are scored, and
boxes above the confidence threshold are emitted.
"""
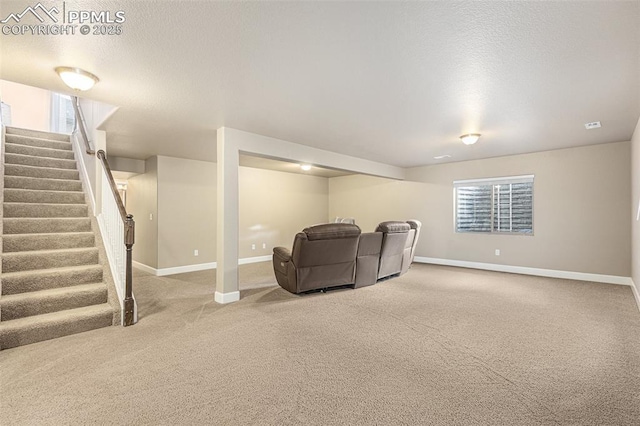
[1,1,639,167]
[239,154,352,178]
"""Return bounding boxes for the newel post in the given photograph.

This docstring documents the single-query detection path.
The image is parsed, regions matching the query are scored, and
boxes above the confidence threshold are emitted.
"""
[123,214,135,326]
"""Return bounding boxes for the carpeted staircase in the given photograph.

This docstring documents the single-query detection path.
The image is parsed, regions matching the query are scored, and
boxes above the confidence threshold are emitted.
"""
[0,127,115,350]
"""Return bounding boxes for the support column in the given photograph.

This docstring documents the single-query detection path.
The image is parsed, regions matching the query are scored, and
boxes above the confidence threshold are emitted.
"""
[215,128,240,303]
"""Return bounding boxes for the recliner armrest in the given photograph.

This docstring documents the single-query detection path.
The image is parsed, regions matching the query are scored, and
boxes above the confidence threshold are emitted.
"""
[273,246,294,292]
[273,246,292,263]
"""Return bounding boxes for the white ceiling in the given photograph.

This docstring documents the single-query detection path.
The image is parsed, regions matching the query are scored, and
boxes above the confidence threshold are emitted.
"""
[239,154,352,178]
[1,1,639,168]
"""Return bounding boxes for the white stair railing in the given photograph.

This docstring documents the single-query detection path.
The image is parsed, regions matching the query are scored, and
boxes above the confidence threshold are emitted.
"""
[72,95,136,326]
[97,151,136,325]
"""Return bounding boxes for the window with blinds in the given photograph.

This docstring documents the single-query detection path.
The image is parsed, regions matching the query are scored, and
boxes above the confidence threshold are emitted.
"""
[454,175,533,235]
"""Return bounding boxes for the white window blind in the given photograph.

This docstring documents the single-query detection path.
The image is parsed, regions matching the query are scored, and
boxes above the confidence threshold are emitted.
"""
[454,175,533,234]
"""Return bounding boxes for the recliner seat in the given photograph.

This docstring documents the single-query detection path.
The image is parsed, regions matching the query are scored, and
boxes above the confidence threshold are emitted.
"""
[376,221,411,280]
[273,223,361,294]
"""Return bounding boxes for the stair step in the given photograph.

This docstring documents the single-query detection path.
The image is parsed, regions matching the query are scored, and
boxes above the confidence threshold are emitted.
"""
[4,175,82,192]
[5,127,71,142]
[5,143,75,160]
[5,134,72,151]
[5,153,77,170]
[1,283,107,321]
[0,303,113,350]
[2,247,99,273]
[1,265,104,295]
[3,217,92,234]
[4,188,86,204]
[4,202,88,218]
[3,232,95,252]
[1,127,116,350]
[4,164,79,181]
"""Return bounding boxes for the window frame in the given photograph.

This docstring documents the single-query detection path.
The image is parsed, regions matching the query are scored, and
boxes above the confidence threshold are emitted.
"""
[453,175,534,236]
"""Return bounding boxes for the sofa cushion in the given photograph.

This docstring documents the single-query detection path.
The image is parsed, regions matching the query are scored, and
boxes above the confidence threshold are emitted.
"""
[375,221,410,234]
[303,223,361,241]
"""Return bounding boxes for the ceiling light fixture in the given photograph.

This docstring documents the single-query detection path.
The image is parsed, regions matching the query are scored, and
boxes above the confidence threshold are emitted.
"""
[460,133,481,145]
[300,164,312,171]
[55,66,99,91]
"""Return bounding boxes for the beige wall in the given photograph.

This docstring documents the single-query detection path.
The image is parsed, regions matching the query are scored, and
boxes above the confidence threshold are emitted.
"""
[329,176,426,233]
[128,157,158,268]
[77,98,118,202]
[109,156,145,175]
[127,156,329,270]
[631,118,640,292]
[239,166,329,259]
[0,80,50,132]
[129,142,631,277]
[157,156,217,269]
[330,142,631,277]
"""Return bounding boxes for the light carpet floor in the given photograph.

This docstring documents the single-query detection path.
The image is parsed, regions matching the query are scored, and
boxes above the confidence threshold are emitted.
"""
[1,263,639,425]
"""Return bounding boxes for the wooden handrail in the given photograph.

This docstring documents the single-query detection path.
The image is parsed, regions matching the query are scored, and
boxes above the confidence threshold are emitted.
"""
[71,96,95,155]
[97,150,127,220]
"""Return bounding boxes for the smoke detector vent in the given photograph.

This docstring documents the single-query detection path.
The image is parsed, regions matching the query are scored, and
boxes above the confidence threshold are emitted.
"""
[584,121,601,130]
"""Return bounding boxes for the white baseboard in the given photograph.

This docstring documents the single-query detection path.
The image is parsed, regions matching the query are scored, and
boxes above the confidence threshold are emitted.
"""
[215,291,240,304]
[132,261,217,277]
[132,256,272,277]
[133,261,240,304]
[238,255,272,265]
[630,280,640,313]
[132,261,159,275]
[414,257,633,286]
[157,262,217,276]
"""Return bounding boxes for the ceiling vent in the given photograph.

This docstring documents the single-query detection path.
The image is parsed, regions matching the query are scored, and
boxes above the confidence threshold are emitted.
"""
[584,121,601,130]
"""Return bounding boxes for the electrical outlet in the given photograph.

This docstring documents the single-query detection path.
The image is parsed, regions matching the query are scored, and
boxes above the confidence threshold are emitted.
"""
[251,244,256,250]
[495,249,500,256]
[194,249,199,256]
[262,243,266,249]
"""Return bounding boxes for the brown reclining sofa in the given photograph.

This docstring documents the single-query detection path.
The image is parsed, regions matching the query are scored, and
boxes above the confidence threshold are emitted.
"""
[273,220,421,294]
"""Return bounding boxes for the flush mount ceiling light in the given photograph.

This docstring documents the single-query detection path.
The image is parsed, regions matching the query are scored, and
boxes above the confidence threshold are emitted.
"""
[300,164,312,171]
[460,133,481,145]
[55,66,99,91]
